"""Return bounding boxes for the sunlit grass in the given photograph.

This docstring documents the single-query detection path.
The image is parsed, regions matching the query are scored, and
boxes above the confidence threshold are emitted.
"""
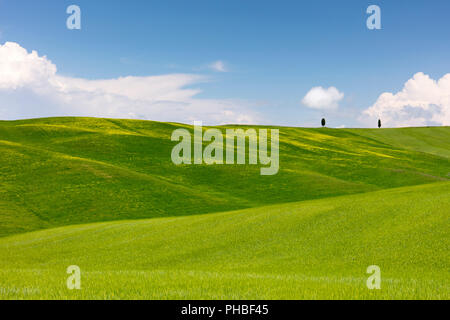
[0,118,449,237]
[0,182,448,299]
[0,118,448,299]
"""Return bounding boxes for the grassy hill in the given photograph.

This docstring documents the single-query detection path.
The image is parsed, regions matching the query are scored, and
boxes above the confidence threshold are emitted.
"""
[0,117,449,237]
[0,182,448,299]
[0,117,448,299]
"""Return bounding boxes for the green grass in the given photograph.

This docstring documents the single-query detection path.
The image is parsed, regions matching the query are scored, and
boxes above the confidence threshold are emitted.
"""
[0,117,449,299]
[0,117,448,237]
[0,182,448,299]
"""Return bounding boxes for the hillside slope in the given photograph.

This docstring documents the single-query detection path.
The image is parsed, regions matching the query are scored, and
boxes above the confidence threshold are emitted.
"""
[0,117,449,237]
[0,182,448,299]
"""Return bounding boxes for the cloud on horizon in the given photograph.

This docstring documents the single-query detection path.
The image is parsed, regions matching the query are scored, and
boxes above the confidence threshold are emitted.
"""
[0,42,258,124]
[362,72,450,127]
[301,86,344,110]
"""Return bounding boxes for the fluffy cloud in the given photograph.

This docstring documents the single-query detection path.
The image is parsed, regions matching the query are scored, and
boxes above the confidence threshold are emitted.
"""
[209,60,227,72]
[301,86,344,110]
[0,42,56,89]
[362,72,450,127]
[0,42,257,124]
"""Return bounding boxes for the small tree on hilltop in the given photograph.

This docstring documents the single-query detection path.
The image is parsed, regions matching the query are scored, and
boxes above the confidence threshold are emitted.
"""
[321,118,326,127]
[378,119,381,128]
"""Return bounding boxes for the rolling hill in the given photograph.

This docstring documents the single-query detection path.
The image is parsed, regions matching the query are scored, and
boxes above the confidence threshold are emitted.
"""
[0,117,448,299]
[0,117,448,237]
[0,182,448,299]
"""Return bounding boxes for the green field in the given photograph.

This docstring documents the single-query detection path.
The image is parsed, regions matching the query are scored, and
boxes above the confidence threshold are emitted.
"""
[0,117,449,299]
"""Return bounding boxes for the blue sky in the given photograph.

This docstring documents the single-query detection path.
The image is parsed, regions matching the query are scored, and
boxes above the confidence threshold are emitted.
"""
[0,0,449,127]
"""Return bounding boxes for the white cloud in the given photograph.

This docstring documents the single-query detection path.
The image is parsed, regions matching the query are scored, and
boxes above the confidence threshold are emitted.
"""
[362,72,450,127]
[0,42,56,89]
[301,86,344,110]
[0,42,257,124]
[209,60,227,72]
